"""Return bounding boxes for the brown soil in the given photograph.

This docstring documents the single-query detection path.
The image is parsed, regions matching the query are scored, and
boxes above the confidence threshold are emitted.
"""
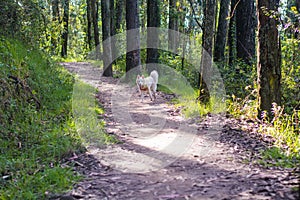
[55,62,299,200]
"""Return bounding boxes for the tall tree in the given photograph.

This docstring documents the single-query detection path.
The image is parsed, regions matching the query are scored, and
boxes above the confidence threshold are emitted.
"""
[295,0,300,39]
[51,0,60,23]
[51,0,60,53]
[91,0,100,59]
[146,0,160,68]
[168,0,179,53]
[236,0,256,64]
[125,0,141,73]
[214,0,230,62]
[115,0,125,32]
[256,0,281,118]
[61,0,69,57]
[110,0,118,66]
[86,0,92,50]
[228,0,237,65]
[101,0,113,76]
[199,0,216,103]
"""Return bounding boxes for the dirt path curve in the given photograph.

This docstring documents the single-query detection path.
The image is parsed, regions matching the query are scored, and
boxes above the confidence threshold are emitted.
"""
[58,62,298,200]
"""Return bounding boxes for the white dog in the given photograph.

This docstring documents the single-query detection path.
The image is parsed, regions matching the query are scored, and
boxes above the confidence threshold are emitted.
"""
[136,70,159,101]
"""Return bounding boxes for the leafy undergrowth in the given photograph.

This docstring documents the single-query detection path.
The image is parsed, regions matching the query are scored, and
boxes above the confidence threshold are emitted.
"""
[226,89,299,168]
[226,90,299,169]
[0,38,98,199]
[161,39,300,169]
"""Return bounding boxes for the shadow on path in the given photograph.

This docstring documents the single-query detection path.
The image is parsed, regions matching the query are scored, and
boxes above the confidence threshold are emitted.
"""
[56,62,299,200]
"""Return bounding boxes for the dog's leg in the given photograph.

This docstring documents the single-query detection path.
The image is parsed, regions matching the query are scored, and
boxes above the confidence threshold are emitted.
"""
[153,89,156,99]
[137,84,142,96]
[152,84,157,100]
[148,86,153,101]
[141,91,144,102]
[137,84,140,94]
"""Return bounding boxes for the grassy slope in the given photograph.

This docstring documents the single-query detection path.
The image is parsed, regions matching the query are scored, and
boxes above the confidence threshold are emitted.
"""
[0,38,82,199]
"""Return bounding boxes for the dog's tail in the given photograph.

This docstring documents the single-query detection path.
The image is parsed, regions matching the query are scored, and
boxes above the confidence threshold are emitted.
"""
[150,70,159,84]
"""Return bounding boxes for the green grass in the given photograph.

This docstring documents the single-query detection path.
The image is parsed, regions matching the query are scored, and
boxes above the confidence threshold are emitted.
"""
[0,37,83,199]
[257,146,299,168]
[226,89,299,168]
[158,73,226,118]
[72,80,118,147]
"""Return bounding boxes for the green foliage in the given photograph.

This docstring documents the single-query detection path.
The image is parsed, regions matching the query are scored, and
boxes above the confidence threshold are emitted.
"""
[281,38,300,113]
[66,1,90,60]
[219,60,256,99]
[223,42,299,167]
[0,166,80,199]
[226,86,258,120]
[256,37,300,164]
[258,146,299,168]
[0,37,83,198]
[0,0,42,51]
[259,103,300,160]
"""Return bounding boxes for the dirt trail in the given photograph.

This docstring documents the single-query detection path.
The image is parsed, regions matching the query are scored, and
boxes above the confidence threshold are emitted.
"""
[58,62,299,200]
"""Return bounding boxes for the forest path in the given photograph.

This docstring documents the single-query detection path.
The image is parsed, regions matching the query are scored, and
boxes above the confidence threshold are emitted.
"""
[59,62,298,200]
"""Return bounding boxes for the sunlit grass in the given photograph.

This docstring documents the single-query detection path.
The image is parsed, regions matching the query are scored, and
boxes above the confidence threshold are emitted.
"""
[259,107,300,162]
[226,86,299,168]
[72,80,118,147]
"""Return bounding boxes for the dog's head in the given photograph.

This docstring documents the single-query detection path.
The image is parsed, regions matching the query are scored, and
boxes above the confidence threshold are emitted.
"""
[136,75,145,86]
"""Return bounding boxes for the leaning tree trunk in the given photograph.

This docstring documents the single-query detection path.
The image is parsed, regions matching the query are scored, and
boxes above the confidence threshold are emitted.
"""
[125,0,141,74]
[236,0,256,64]
[146,0,160,70]
[199,0,216,103]
[214,0,230,62]
[256,0,281,119]
[61,0,69,57]
[101,0,113,77]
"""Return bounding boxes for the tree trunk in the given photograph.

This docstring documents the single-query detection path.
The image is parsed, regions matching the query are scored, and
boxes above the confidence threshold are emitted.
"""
[110,0,118,66]
[115,0,125,33]
[236,0,256,64]
[140,0,147,33]
[52,0,60,23]
[101,0,113,77]
[214,0,230,62]
[256,0,281,118]
[295,0,300,39]
[61,0,69,57]
[126,0,141,73]
[86,0,92,50]
[199,0,216,103]
[168,0,179,53]
[146,0,160,69]
[51,0,60,54]
[91,0,100,59]
[228,0,236,65]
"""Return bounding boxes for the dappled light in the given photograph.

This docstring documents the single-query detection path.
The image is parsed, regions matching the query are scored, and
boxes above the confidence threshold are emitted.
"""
[0,0,299,199]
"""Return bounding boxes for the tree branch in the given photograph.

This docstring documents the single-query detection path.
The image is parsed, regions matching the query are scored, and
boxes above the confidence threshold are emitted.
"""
[187,0,203,30]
